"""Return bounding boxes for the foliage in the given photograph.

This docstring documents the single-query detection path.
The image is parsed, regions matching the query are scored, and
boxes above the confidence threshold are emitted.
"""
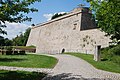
[4,38,13,46]
[4,46,13,51]
[23,28,31,45]
[12,27,31,46]
[65,52,120,73]
[6,50,13,55]
[51,13,67,20]
[0,27,31,46]
[13,46,36,49]
[101,47,111,60]
[18,50,26,55]
[0,70,46,80]
[27,45,36,48]
[112,56,120,65]
[101,44,120,65]
[0,36,13,46]
[0,0,41,34]
[0,54,57,68]
[86,0,120,41]
[0,36,4,46]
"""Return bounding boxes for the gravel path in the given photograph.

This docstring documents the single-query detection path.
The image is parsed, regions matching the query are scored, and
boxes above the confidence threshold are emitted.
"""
[0,66,52,73]
[0,54,120,80]
[42,54,120,80]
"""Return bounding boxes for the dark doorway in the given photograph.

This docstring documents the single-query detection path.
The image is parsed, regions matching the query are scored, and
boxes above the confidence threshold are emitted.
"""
[61,48,65,53]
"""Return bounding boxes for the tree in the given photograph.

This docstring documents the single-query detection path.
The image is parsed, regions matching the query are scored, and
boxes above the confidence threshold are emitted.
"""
[0,36,12,46]
[12,27,31,46]
[86,0,120,41]
[0,36,5,46]
[23,28,31,46]
[51,13,67,20]
[0,0,41,34]
[4,38,13,46]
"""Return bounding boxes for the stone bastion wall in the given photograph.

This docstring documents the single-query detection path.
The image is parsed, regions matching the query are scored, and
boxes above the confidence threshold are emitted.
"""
[26,7,111,54]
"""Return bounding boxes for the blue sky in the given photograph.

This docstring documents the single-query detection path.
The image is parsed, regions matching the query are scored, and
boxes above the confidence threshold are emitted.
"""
[26,0,90,25]
[2,0,90,39]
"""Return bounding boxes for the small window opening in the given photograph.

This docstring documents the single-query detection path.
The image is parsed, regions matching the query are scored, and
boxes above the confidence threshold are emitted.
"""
[73,23,77,30]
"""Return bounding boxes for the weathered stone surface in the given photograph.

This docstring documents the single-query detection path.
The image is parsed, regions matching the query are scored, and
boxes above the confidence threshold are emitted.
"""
[27,7,111,54]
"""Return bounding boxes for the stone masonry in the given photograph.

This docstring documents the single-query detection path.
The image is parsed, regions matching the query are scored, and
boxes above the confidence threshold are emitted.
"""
[26,7,111,54]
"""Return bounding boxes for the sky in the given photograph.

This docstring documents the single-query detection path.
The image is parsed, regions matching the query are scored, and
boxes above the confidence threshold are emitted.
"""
[1,0,90,39]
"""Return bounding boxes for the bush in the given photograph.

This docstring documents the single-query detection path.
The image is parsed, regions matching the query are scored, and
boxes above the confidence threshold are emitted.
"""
[101,47,111,60]
[112,56,120,65]
[101,44,120,64]
[4,46,13,51]
[19,50,26,55]
[112,44,120,55]
[2,46,13,55]
[27,45,36,48]
[0,46,4,50]
[13,51,18,55]
[6,50,13,55]
[1,50,6,55]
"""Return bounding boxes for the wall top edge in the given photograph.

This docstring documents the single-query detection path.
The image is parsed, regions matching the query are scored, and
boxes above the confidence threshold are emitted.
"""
[31,7,91,29]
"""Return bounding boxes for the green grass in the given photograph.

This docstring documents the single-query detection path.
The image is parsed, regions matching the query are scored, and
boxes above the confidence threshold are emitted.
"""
[0,70,46,80]
[13,46,36,49]
[65,52,120,73]
[0,54,57,68]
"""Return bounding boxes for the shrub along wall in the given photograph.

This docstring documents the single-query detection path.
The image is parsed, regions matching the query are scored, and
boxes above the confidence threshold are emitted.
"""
[1,50,26,55]
[0,46,26,55]
[0,46,36,55]
[101,44,120,65]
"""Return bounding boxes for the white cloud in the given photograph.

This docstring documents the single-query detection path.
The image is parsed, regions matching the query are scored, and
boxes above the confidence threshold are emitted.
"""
[43,12,67,21]
[43,14,53,21]
[57,12,66,15]
[1,22,30,39]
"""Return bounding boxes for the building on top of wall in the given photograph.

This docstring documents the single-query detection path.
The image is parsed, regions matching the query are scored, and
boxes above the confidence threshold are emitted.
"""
[26,7,111,54]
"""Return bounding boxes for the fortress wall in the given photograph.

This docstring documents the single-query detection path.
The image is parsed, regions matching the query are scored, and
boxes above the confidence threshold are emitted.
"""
[26,27,40,47]
[27,8,111,54]
[35,13,82,53]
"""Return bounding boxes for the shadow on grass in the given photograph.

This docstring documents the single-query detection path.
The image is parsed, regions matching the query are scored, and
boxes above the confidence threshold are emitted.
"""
[0,71,47,80]
[101,58,108,61]
[43,73,111,80]
[0,58,27,62]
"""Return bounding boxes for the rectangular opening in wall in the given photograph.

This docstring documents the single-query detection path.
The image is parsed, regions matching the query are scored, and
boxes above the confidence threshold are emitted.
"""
[73,23,77,30]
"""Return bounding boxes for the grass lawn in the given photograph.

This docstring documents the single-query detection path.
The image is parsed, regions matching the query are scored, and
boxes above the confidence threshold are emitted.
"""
[0,70,46,80]
[0,54,57,68]
[65,52,120,73]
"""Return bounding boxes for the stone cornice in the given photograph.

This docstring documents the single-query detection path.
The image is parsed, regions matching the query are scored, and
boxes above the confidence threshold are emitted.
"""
[32,8,92,29]
[32,10,83,29]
